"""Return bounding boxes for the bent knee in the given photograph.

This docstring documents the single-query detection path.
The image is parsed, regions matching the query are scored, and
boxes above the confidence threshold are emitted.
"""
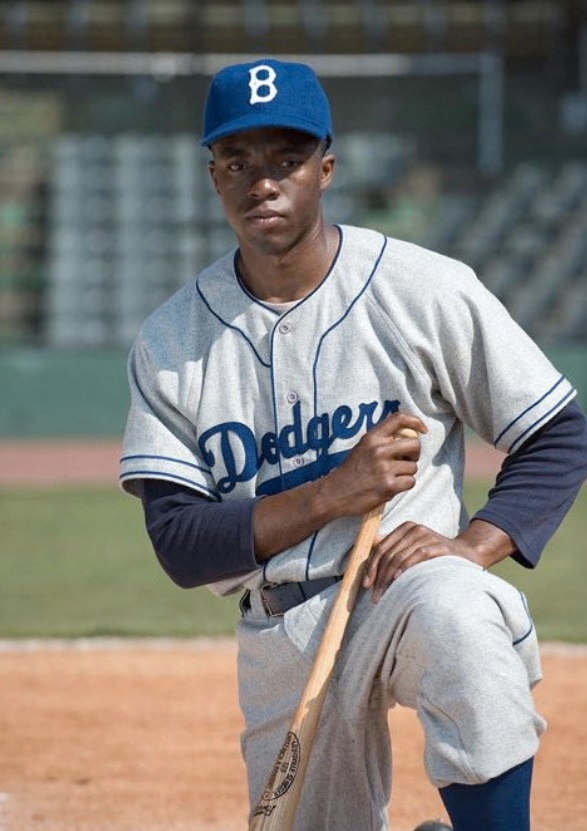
[394,557,535,660]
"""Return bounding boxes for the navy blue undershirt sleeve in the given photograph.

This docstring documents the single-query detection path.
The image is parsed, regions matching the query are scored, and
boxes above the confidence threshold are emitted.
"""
[474,399,587,568]
[140,400,587,587]
[140,481,262,588]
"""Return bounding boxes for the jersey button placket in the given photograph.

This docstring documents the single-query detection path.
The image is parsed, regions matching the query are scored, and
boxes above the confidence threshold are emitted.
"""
[273,316,306,472]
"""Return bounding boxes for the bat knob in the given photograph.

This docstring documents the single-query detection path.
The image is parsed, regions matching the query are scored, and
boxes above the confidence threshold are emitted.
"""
[394,427,420,440]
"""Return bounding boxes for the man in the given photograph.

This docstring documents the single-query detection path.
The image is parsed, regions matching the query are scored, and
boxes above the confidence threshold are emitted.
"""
[120,58,587,830]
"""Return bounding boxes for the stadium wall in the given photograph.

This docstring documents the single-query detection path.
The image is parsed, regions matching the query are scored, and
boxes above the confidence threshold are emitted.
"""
[0,345,585,439]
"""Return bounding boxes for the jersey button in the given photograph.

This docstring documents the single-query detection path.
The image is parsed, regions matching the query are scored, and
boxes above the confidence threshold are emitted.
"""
[278,321,292,334]
[286,391,298,404]
[293,456,304,467]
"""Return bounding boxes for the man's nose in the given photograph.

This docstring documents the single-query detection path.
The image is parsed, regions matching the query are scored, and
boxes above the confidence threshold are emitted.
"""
[248,166,281,199]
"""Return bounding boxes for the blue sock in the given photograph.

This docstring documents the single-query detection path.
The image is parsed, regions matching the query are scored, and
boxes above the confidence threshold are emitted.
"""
[438,757,534,831]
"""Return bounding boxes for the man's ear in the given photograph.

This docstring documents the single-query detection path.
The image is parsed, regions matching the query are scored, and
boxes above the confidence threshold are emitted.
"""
[208,160,220,195]
[320,153,336,192]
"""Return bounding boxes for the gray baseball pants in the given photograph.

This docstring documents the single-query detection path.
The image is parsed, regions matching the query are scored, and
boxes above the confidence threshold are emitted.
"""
[237,556,545,831]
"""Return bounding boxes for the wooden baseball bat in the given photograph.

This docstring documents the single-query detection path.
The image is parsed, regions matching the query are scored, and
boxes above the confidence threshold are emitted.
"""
[248,427,419,831]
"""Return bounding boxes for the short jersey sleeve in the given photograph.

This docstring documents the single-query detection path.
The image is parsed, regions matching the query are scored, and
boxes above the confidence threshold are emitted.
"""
[377,242,577,454]
[119,336,217,500]
[432,270,575,452]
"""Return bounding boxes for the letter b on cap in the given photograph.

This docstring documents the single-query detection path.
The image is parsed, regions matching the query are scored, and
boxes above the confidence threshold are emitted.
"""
[249,65,278,104]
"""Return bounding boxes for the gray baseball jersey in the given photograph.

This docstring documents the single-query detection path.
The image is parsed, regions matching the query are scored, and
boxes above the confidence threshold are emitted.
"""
[120,225,575,596]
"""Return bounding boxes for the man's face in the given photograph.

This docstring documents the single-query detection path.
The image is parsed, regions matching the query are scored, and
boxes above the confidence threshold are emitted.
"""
[208,127,335,257]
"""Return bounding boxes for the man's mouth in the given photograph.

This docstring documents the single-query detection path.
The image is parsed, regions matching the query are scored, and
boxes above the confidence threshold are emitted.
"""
[247,209,285,225]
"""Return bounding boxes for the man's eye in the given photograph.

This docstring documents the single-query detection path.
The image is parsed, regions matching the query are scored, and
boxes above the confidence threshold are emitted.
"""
[227,161,245,172]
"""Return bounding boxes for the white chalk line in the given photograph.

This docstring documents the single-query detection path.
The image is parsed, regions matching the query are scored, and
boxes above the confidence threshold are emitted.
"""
[0,792,10,831]
[0,636,238,653]
[0,637,584,655]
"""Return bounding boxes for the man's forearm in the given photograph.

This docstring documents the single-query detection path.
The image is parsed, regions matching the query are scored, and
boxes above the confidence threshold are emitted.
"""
[252,478,337,561]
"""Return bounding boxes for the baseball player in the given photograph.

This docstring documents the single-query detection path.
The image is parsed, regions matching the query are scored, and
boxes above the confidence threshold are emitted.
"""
[120,58,587,831]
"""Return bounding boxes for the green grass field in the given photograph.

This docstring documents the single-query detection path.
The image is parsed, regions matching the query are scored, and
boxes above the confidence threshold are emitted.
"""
[0,483,585,642]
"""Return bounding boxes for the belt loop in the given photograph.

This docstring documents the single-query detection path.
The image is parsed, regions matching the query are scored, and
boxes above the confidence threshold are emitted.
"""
[239,589,251,617]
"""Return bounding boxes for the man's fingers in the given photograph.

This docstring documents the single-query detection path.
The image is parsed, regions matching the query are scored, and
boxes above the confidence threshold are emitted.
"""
[371,547,433,601]
[362,523,415,588]
[365,523,452,601]
[362,551,379,588]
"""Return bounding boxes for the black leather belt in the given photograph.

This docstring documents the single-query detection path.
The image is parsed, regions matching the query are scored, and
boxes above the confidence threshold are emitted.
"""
[241,575,343,617]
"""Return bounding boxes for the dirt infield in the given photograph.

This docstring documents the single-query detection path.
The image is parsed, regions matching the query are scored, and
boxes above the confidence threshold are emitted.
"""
[0,640,586,831]
[0,439,585,830]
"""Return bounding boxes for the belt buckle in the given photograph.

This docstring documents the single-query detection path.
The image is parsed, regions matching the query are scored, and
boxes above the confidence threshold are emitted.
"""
[259,583,284,617]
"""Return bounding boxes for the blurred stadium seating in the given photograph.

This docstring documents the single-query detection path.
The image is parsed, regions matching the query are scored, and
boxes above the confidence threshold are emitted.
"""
[0,1,577,56]
[430,161,587,342]
[0,0,586,351]
[41,137,587,347]
[46,133,214,347]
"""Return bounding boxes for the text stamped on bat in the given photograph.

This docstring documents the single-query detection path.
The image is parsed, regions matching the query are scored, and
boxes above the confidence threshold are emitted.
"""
[256,731,301,811]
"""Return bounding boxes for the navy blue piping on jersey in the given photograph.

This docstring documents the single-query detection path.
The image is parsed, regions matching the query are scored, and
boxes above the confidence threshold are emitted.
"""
[311,232,388,417]
[120,453,212,476]
[267,318,289,495]
[512,592,534,647]
[304,533,320,581]
[196,276,271,368]
[233,228,344,312]
[495,375,572,452]
[264,226,344,499]
[121,470,219,500]
[304,232,388,576]
[119,454,218,498]
[506,387,575,453]
[233,250,281,315]
[196,228,344,371]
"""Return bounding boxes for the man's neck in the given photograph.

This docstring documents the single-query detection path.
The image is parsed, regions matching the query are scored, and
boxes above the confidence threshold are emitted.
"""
[237,224,340,303]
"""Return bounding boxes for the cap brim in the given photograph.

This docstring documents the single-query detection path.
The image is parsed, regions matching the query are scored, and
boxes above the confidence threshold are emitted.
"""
[201,112,332,147]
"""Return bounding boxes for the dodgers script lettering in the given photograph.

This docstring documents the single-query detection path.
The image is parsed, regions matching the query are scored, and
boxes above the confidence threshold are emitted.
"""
[199,398,400,494]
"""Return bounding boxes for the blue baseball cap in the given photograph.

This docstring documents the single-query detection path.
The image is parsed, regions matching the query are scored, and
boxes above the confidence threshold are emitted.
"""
[201,58,333,147]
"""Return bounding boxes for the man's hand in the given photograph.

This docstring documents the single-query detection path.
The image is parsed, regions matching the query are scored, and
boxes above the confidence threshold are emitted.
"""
[318,412,427,520]
[363,518,517,603]
[253,412,426,562]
